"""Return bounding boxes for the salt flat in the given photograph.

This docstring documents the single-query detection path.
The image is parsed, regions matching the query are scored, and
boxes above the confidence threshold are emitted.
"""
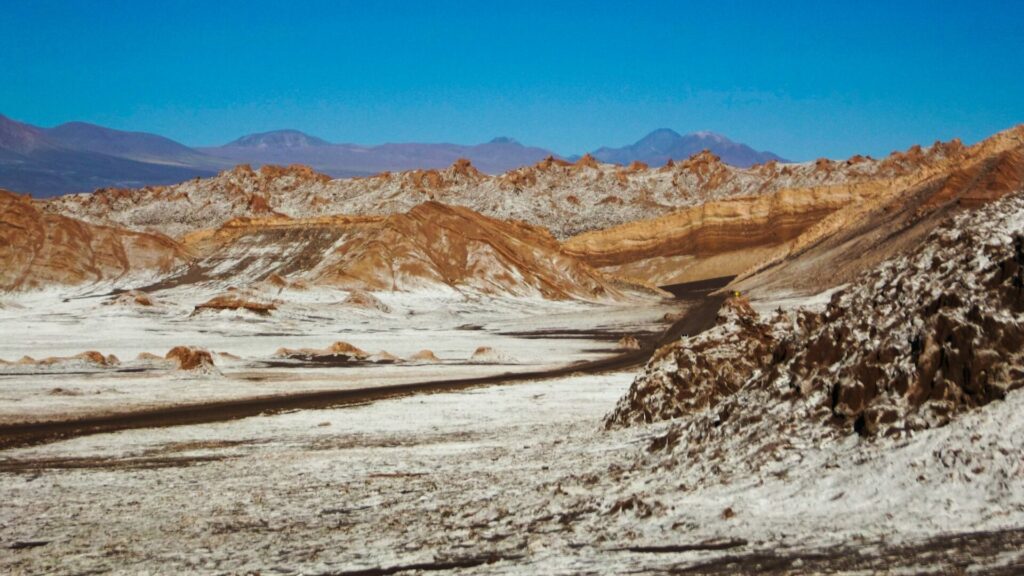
[0,283,675,425]
[2,369,1022,574]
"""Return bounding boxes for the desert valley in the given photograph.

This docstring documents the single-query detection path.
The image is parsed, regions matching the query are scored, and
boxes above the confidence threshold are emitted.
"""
[0,115,1023,574]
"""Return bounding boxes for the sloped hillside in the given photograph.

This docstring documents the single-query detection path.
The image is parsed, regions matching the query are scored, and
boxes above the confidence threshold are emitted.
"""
[164,201,657,301]
[566,126,1024,286]
[0,189,190,291]
[731,125,1024,297]
[564,183,876,285]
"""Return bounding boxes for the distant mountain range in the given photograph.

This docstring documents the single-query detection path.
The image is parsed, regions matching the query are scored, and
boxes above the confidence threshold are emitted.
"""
[588,128,786,168]
[0,115,225,198]
[0,113,788,197]
[198,132,557,178]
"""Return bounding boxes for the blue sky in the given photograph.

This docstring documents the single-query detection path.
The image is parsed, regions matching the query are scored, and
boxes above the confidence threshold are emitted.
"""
[1,0,1022,160]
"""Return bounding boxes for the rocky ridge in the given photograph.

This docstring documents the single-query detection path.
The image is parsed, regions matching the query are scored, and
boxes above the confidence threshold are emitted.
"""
[43,135,962,240]
[731,124,1024,296]
[2,184,656,301]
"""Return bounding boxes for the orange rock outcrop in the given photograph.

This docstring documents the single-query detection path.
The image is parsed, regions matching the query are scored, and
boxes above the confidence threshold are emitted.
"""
[193,293,278,315]
[313,201,650,300]
[179,200,657,301]
[165,346,216,371]
[0,189,190,291]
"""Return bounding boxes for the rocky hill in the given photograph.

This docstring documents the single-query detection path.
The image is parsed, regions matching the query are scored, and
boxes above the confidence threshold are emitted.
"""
[730,125,1024,297]
[0,189,190,291]
[609,187,1024,444]
[4,190,653,301]
[166,201,654,301]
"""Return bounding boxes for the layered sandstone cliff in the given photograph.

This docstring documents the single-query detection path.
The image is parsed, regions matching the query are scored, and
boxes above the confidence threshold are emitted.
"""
[0,189,190,291]
[564,125,1024,287]
[731,125,1024,296]
[563,184,877,286]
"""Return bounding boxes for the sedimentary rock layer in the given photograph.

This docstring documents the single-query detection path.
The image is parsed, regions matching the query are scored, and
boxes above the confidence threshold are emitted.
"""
[162,201,657,301]
[566,126,1024,286]
[0,189,189,291]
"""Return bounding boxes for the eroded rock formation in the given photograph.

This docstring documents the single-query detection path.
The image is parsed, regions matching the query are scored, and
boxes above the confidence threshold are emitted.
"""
[165,346,216,371]
[164,201,657,301]
[45,134,966,240]
[274,341,369,362]
[193,291,279,315]
[0,189,190,291]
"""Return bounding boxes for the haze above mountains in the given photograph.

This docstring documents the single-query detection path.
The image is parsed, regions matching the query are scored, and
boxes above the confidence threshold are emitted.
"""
[0,113,785,197]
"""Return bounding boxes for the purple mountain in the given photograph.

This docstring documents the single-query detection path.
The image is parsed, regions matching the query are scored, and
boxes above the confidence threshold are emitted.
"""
[200,132,558,176]
[590,129,787,168]
[0,115,222,197]
[0,113,791,197]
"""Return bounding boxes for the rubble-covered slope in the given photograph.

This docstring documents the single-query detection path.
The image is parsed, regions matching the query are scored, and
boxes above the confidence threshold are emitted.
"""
[162,201,656,301]
[608,190,1024,437]
[43,134,963,239]
[0,189,190,291]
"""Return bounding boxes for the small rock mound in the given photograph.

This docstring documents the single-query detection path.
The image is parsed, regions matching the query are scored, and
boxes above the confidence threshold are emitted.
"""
[107,290,154,307]
[617,335,642,350]
[469,346,516,364]
[165,346,216,371]
[68,351,118,366]
[1,350,120,369]
[194,293,277,316]
[408,349,441,363]
[325,341,367,357]
[342,290,391,313]
[262,273,308,291]
[275,341,368,361]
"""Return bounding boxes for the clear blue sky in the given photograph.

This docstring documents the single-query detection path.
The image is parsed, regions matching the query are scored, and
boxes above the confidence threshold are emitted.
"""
[1,0,1022,160]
